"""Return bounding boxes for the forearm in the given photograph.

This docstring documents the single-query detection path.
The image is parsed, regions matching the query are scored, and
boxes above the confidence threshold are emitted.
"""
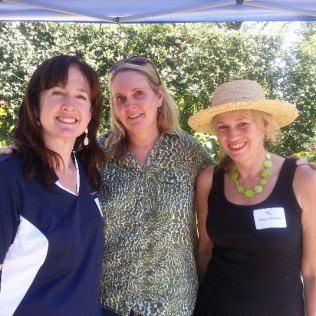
[304,276,316,316]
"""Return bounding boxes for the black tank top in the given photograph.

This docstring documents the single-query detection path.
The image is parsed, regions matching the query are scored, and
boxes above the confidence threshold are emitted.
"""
[197,159,304,316]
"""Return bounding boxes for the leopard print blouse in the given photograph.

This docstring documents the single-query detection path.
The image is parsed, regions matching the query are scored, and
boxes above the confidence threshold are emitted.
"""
[98,132,213,316]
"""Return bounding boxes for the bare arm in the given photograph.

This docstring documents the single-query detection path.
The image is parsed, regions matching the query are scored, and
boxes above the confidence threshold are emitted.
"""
[196,166,214,283]
[293,165,316,316]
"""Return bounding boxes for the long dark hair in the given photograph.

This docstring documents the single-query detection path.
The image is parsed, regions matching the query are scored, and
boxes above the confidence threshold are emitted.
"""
[12,55,106,191]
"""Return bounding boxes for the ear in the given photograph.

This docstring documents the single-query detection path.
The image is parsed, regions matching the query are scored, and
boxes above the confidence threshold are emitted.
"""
[34,110,40,125]
[156,89,164,108]
[257,116,266,135]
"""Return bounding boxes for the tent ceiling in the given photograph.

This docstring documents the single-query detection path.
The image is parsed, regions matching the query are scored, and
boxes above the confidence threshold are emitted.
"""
[1,0,316,23]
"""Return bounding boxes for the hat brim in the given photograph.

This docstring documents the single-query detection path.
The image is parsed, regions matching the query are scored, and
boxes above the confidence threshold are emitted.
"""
[188,99,298,134]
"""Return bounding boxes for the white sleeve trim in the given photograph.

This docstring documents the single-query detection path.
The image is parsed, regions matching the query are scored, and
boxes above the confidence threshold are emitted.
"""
[0,216,48,316]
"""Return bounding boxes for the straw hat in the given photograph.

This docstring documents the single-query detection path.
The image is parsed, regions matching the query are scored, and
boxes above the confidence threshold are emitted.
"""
[188,80,298,134]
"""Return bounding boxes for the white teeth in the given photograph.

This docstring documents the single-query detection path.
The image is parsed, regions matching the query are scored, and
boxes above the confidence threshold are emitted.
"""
[129,114,141,119]
[230,143,243,149]
[58,117,76,123]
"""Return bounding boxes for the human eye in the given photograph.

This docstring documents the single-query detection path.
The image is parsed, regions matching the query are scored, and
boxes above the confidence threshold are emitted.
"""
[50,87,64,96]
[217,124,228,131]
[77,93,89,101]
[239,121,249,128]
[115,95,126,106]
[134,90,144,98]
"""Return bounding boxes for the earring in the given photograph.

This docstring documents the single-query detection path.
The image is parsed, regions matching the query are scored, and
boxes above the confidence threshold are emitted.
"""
[84,128,89,146]
[36,118,41,126]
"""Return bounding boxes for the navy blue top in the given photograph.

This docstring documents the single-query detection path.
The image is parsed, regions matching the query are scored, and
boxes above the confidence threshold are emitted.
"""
[196,159,304,316]
[0,154,104,316]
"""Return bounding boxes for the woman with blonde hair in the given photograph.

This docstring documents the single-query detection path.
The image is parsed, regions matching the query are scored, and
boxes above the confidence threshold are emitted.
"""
[98,56,212,316]
[189,79,316,315]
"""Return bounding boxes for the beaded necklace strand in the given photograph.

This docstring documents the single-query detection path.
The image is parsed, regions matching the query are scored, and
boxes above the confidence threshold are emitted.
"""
[230,152,272,198]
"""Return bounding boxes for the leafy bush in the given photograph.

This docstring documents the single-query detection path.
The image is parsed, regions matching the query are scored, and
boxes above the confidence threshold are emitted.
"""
[296,136,316,162]
[0,22,315,158]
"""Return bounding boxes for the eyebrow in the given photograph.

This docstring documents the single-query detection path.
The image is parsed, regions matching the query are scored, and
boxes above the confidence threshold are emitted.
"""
[53,86,90,95]
[77,88,90,94]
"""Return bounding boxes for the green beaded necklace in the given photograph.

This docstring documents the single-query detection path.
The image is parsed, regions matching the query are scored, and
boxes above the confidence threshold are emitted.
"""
[230,152,272,198]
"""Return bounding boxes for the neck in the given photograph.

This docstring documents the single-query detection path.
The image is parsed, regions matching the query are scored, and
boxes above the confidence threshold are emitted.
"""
[53,148,77,194]
[233,150,266,180]
[44,139,75,173]
[129,128,160,152]
[55,154,75,174]
[128,129,161,166]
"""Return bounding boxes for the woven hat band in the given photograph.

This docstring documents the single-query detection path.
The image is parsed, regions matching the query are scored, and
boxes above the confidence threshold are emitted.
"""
[212,80,265,107]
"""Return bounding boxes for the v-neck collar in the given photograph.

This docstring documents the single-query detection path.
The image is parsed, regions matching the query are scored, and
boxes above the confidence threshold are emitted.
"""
[55,153,80,196]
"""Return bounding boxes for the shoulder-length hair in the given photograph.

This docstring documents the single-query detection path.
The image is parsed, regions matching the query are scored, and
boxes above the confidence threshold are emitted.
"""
[105,61,181,160]
[12,55,106,191]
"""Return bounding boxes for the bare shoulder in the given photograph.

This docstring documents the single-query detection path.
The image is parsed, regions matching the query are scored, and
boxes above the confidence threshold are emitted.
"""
[196,165,215,192]
[293,164,316,209]
[197,165,214,182]
[294,164,316,187]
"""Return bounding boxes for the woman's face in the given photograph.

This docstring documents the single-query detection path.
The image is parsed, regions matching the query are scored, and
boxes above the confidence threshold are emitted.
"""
[39,65,92,148]
[110,70,162,136]
[213,110,266,163]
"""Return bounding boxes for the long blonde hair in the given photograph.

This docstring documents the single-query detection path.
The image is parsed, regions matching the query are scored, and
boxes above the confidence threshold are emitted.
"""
[105,61,180,160]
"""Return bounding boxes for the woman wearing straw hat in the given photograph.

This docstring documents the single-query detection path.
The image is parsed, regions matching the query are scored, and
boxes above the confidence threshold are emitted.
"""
[188,80,316,316]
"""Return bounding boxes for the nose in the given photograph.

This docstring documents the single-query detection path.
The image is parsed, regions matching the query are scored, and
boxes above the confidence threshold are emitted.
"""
[227,127,239,140]
[124,97,135,108]
[61,95,75,111]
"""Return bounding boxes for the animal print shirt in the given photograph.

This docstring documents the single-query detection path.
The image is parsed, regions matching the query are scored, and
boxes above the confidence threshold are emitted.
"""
[98,132,213,316]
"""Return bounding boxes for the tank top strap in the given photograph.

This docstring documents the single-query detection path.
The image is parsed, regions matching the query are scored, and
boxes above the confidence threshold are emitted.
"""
[209,166,226,201]
[270,158,301,212]
[276,158,297,185]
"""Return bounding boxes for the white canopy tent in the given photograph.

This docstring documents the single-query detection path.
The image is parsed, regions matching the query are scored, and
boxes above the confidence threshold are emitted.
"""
[1,0,316,23]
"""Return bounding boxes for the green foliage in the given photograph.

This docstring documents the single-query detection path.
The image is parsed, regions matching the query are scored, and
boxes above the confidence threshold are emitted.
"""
[0,22,315,159]
[278,23,316,156]
[296,136,316,162]
[193,132,223,163]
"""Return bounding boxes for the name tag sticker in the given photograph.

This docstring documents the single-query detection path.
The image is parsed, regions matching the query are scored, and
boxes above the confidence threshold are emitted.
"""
[253,207,287,230]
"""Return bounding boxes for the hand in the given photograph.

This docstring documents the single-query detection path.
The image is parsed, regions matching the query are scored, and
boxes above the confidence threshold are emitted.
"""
[0,144,16,155]
[289,154,316,170]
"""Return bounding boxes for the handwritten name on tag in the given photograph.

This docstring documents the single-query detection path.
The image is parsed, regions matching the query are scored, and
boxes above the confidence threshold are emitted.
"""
[253,207,287,230]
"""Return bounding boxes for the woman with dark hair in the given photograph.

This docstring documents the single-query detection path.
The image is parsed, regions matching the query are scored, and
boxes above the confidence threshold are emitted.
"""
[0,55,106,316]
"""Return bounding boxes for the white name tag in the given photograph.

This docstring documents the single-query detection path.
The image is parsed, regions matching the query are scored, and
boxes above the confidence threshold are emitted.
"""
[253,207,287,230]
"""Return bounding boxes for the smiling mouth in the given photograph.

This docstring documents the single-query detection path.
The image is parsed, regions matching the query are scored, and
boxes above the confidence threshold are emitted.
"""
[229,143,245,150]
[128,113,142,119]
[57,117,78,124]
